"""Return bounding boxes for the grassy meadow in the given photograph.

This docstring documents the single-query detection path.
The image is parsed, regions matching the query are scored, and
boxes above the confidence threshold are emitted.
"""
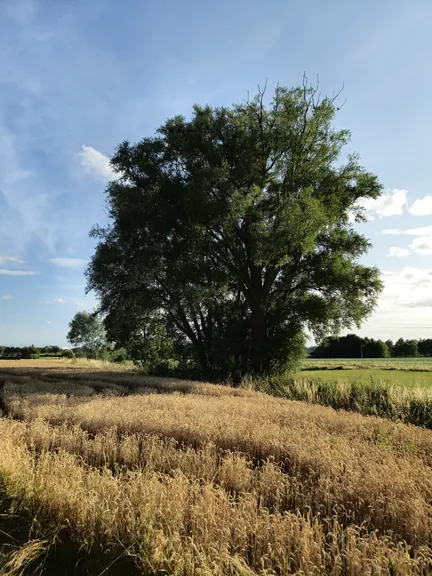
[300,357,432,386]
[301,369,432,387]
[1,359,432,573]
[302,356,432,370]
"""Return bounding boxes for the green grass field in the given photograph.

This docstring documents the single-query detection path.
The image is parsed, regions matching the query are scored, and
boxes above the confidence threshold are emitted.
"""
[303,357,432,368]
[299,368,432,387]
[300,357,432,387]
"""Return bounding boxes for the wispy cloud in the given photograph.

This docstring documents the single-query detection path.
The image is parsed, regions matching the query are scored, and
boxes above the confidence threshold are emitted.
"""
[357,189,407,218]
[407,299,432,308]
[382,229,404,235]
[49,258,87,269]
[388,236,432,258]
[0,269,36,276]
[382,225,432,237]
[46,297,66,304]
[409,196,432,216]
[0,295,12,300]
[44,320,51,324]
[388,247,410,258]
[79,145,117,182]
[378,267,432,309]
[359,267,432,337]
[0,131,59,254]
[0,256,25,264]
[0,1,126,258]
[409,236,432,255]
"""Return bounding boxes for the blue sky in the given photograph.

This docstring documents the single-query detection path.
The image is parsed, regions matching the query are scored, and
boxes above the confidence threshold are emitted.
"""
[1,0,432,346]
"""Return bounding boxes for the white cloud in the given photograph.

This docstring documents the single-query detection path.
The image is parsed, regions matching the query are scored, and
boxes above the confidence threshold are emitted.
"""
[387,236,432,258]
[0,295,12,300]
[44,320,51,324]
[382,229,404,235]
[0,269,36,276]
[388,247,410,258]
[357,268,432,337]
[72,294,97,311]
[79,145,116,182]
[382,225,432,237]
[49,258,87,269]
[357,189,407,218]
[46,297,66,304]
[0,256,24,264]
[0,131,59,254]
[409,196,432,216]
[409,236,432,255]
[379,267,432,309]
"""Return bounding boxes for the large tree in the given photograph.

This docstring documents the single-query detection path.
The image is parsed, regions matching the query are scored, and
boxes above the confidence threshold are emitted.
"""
[67,312,106,358]
[87,81,383,379]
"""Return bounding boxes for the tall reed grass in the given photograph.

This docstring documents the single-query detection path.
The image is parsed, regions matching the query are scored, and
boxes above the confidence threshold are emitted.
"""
[262,376,432,428]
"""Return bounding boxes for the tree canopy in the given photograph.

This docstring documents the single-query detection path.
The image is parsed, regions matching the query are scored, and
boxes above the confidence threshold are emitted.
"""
[87,81,383,380]
[393,338,419,357]
[311,334,389,358]
[67,312,106,358]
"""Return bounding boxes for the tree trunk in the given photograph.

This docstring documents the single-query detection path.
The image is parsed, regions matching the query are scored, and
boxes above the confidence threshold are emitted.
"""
[194,340,211,380]
[251,305,266,375]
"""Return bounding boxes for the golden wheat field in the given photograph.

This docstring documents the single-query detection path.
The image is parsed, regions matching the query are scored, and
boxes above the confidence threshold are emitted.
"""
[1,360,432,574]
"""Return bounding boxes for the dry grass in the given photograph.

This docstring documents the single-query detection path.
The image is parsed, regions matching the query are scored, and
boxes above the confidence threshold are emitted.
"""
[1,365,432,574]
[0,358,134,370]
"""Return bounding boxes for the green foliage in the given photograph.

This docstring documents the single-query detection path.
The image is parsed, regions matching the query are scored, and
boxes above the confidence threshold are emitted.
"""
[0,345,62,359]
[110,347,129,363]
[67,312,106,359]
[61,349,75,359]
[364,339,389,358]
[418,338,432,356]
[39,345,62,356]
[312,334,389,358]
[87,80,383,380]
[393,338,419,357]
[385,339,394,356]
[126,318,178,375]
[20,346,40,360]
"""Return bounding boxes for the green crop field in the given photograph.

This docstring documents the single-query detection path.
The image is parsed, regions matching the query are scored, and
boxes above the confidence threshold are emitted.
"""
[303,357,432,369]
[299,368,432,387]
[299,357,432,387]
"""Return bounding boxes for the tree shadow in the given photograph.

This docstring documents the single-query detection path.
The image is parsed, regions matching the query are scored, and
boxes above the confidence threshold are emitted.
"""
[0,493,141,575]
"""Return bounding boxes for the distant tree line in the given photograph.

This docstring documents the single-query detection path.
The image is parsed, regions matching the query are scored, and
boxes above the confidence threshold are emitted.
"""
[0,345,63,360]
[311,334,432,358]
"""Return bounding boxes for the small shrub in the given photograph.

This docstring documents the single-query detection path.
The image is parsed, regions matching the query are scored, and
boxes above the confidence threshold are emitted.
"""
[61,349,75,359]
[110,348,128,364]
